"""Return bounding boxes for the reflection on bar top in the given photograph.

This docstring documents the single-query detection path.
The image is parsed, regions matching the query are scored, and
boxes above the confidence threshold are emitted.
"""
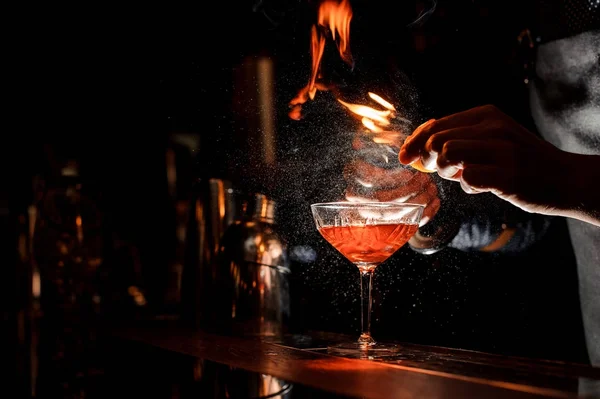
[111,326,600,399]
[265,330,600,393]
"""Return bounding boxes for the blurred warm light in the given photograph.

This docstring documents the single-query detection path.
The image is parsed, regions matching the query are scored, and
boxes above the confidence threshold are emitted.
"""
[128,285,147,306]
[32,270,41,299]
[257,57,276,166]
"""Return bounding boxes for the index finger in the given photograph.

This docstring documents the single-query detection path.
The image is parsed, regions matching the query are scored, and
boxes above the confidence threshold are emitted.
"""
[400,107,488,164]
[343,160,414,189]
[399,119,435,165]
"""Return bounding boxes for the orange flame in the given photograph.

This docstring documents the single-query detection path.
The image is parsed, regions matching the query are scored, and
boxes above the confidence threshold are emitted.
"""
[337,91,404,145]
[318,0,353,66]
[309,25,326,100]
[289,0,353,120]
[289,0,401,138]
[289,2,409,148]
[289,1,431,172]
[368,92,396,111]
[337,98,392,126]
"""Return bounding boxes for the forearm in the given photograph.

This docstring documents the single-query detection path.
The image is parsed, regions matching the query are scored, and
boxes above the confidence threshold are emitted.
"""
[560,153,600,227]
[448,207,553,254]
[416,184,553,254]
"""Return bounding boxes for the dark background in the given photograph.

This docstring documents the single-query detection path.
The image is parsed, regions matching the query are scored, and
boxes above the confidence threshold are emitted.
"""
[5,1,590,396]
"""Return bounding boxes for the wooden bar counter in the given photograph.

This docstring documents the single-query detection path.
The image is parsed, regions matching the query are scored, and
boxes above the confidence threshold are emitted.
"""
[109,325,600,399]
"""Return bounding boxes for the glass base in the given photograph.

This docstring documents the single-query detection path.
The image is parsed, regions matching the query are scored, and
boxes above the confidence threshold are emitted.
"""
[327,341,401,359]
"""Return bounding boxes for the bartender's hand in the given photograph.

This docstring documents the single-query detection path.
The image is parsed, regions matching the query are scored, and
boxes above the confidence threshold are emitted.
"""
[344,157,441,226]
[399,104,600,226]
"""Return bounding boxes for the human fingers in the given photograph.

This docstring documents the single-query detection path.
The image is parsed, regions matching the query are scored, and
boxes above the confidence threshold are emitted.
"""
[345,172,431,202]
[424,124,509,153]
[400,104,511,165]
[345,178,439,225]
[419,196,441,226]
[372,131,405,146]
[405,183,440,226]
[352,136,365,150]
[405,178,438,204]
[400,107,491,164]
[415,125,502,170]
[343,160,415,189]
[435,139,517,180]
[375,172,432,202]
[345,184,418,203]
[459,165,515,195]
[398,119,436,165]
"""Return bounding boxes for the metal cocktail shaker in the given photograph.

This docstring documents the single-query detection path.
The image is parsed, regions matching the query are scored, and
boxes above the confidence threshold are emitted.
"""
[182,178,290,337]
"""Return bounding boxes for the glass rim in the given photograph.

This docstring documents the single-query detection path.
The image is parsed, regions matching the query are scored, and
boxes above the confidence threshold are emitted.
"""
[310,201,425,209]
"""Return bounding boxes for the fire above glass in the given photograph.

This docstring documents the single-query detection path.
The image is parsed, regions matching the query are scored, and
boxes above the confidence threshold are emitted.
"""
[310,202,424,355]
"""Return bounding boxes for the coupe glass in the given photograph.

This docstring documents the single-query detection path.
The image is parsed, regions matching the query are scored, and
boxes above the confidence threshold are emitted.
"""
[310,202,424,355]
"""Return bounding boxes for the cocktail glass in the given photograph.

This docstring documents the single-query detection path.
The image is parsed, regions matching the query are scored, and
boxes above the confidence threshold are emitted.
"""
[310,202,424,354]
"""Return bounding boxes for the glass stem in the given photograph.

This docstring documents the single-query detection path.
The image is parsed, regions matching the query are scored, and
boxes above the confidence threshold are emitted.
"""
[358,267,375,345]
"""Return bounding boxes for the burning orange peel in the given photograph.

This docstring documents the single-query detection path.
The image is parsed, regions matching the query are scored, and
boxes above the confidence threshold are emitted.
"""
[289,0,436,176]
[402,119,437,173]
[338,93,436,174]
[288,0,353,119]
[408,159,436,173]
